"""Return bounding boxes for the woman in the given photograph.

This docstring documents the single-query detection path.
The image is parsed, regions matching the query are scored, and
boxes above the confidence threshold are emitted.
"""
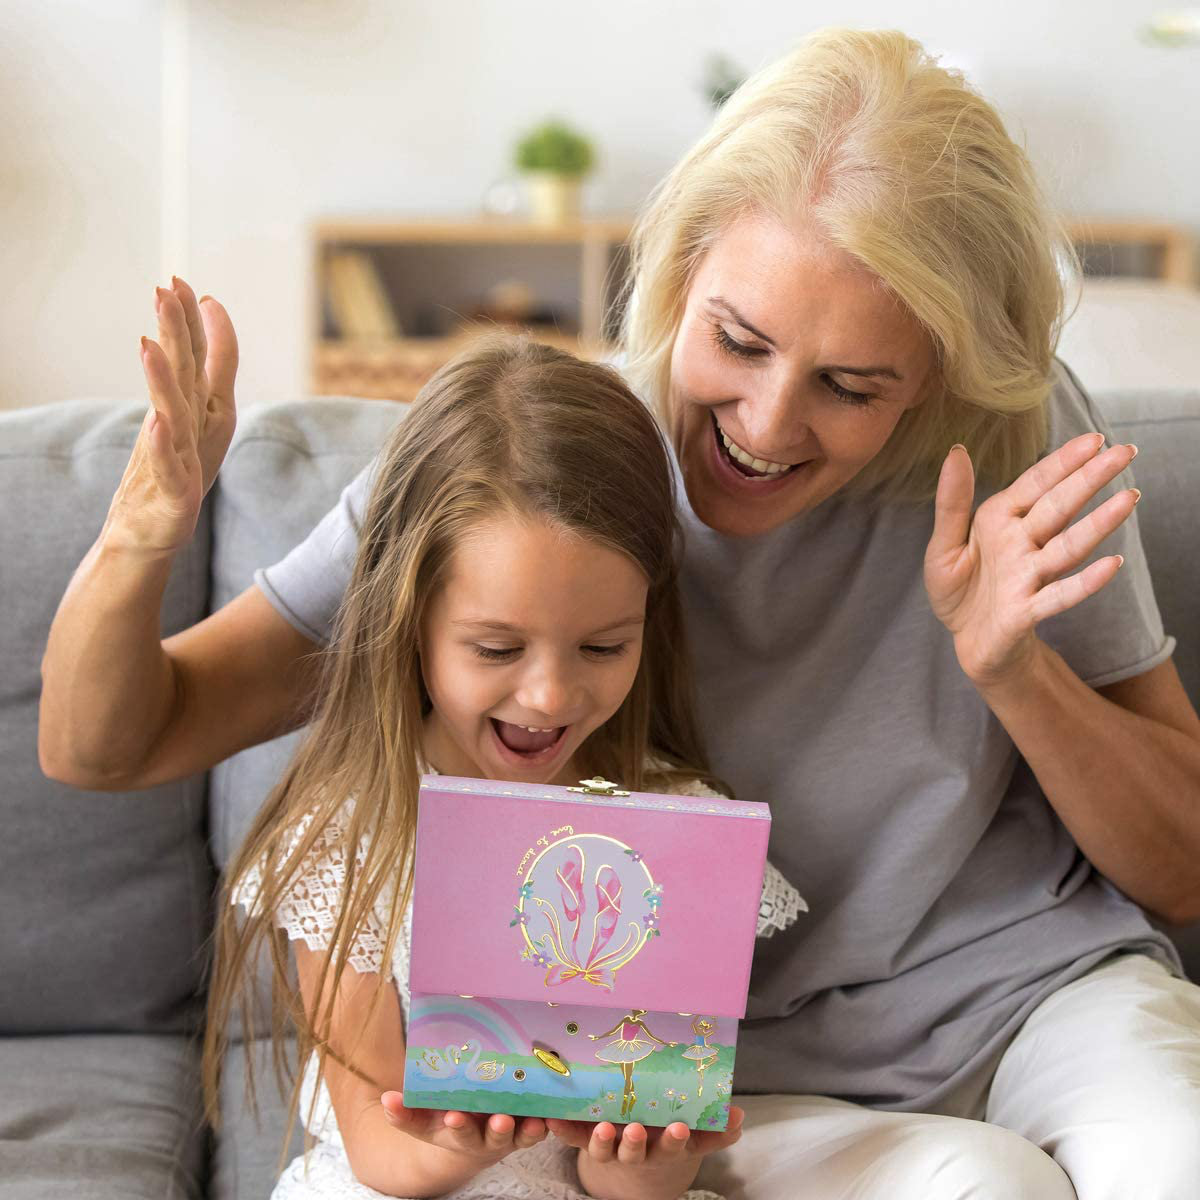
[40,27,1200,1200]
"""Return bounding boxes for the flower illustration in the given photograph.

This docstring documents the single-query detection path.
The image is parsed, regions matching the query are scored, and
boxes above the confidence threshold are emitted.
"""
[644,913,658,929]
[508,907,529,928]
[665,1088,675,1097]
[647,1099,659,1109]
[589,1104,603,1118]
[604,1091,617,1102]
[623,848,643,863]
[518,882,535,899]
[706,1115,719,1127]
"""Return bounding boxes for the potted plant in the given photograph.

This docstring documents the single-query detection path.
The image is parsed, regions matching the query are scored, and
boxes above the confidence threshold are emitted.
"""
[514,119,595,225]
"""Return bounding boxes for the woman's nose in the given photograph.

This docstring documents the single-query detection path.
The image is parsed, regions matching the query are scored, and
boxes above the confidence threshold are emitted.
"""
[737,378,809,459]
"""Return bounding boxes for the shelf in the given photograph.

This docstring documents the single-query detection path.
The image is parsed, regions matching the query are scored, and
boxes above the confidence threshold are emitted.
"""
[314,216,634,246]
[313,331,613,403]
[310,214,634,401]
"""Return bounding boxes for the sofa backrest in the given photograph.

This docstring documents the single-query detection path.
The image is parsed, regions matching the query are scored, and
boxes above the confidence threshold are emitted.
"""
[1,385,1194,1042]
[0,400,213,1035]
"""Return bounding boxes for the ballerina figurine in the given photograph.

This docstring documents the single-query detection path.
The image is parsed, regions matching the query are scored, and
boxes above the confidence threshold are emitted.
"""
[588,1008,678,1118]
[679,1016,720,1095]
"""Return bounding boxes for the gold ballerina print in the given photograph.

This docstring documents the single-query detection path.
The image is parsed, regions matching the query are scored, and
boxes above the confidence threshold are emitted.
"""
[679,1016,720,1095]
[588,1008,677,1118]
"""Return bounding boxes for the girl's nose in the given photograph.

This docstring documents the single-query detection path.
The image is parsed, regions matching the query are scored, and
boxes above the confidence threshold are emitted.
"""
[515,663,578,723]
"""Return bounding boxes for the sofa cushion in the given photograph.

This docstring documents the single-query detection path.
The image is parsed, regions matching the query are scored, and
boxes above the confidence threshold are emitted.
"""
[212,1036,307,1200]
[1099,389,1200,707]
[0,401,213,1035]
[1098,389,1200,981]
[0,1032,206,1199]
[208,397,406,1038]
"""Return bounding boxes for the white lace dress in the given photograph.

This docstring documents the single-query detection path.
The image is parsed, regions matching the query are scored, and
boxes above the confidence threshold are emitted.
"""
[234,776,805,1200]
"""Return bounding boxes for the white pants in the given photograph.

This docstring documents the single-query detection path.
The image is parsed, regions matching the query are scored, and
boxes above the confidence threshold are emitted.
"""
[693,954,1200,1199]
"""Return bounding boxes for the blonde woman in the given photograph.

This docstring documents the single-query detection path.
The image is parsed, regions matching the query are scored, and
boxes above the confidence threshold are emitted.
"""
[42,27,1200,1200]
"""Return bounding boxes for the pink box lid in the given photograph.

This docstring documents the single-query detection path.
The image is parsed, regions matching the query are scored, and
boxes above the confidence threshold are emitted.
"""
[410,776,771,1019]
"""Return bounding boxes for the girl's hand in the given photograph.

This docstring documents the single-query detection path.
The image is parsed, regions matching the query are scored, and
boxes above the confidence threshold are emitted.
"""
[548,1108,744,1200]
[924,435,1140,690]
[380,1091,548,1164]
[104,277,238,559]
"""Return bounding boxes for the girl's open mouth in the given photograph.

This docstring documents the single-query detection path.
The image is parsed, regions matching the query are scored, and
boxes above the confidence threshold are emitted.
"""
[490,718,568,763]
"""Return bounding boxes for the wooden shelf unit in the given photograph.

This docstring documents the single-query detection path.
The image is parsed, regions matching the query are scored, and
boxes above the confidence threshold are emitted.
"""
[1063,219,1196,286]
[311,216,634,403]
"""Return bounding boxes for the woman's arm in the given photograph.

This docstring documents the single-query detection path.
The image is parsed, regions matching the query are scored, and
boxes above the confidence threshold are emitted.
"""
[979,653,1200,925]
[294,944,547,1197]
[40,580,323,790]
[38,278,327,790]
[926,435,1200,923]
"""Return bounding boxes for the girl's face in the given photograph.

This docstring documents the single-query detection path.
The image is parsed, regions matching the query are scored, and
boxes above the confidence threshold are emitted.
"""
[669,212,936,537]
[420,513,648,785]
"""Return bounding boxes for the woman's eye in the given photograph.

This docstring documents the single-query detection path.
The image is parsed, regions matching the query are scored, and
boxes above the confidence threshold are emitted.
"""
[711,324,766,360]
[822,374,874,406]
[473,645,519,662]
[583,643,627,659]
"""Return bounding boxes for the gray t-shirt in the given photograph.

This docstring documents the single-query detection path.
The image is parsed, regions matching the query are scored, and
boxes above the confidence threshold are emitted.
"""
[255,361,1179,1112]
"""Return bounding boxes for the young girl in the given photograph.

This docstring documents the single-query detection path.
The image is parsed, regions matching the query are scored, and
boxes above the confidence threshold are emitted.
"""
[204,336,805,1200]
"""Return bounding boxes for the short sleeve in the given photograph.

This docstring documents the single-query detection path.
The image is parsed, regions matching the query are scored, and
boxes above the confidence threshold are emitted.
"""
[1036,361,1176,688]
[664,775,808,937]
[253,457,379,647]
[230,806,395,980]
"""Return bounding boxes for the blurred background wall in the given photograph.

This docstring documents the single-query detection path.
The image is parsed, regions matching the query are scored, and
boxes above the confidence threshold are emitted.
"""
[1,0,1197,412]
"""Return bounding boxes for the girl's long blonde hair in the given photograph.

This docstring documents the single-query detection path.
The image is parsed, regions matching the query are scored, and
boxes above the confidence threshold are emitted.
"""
[623,27,1074,500]
[201,335,716,1156]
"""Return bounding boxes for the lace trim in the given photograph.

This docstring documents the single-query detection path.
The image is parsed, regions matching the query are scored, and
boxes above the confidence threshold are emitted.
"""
[231,806,405,984]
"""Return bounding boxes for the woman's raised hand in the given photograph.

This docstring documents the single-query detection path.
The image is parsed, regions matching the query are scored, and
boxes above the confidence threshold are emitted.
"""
[105,277,238,558]
[924,435,1140,690]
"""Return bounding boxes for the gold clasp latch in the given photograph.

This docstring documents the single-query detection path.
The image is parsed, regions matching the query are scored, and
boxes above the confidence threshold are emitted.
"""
[567,776,631,797]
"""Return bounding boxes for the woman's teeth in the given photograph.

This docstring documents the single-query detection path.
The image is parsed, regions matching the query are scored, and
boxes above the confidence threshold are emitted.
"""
[718,425,794,476]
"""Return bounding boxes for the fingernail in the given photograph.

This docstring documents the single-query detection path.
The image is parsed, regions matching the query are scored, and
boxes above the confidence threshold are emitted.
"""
[155,286,167,311]
[140,335,150,356]
[1130,488,1142,505]
[1116,554,1126,568]
[199,294,213,306]
[1127,443,1139,460]
[171,275,181,291]
[950,443,966,453]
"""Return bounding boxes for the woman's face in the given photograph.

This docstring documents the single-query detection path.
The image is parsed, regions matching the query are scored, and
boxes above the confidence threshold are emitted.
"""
[420,513,647,785]
[669,212,936,537]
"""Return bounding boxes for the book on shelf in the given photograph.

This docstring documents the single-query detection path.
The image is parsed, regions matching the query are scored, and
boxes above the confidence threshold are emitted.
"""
[324,249,402,339]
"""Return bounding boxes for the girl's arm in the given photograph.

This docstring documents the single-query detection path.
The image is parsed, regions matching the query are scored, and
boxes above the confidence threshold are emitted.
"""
[294,943,547,1198]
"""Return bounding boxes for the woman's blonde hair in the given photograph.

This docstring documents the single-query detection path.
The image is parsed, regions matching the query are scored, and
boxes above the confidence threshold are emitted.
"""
[201,335,716,1155]
[623,27,1074,500]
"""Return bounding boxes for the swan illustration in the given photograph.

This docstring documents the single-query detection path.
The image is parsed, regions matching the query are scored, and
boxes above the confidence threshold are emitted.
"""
[413,1039,506,1083]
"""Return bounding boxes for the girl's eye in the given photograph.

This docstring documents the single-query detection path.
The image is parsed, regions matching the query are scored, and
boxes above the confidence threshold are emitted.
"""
[711,324,766,360]
[822,374,874,406]
[474,645,519,662]
[583,644,627,659]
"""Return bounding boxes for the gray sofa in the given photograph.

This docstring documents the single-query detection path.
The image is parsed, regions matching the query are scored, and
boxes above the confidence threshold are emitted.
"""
[1,389,1197,1199]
